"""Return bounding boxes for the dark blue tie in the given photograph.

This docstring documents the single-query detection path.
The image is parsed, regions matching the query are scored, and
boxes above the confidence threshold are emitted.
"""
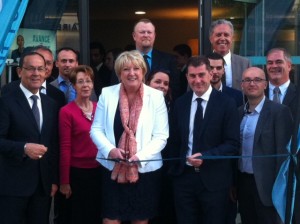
[143,55,150,79]
[31,95,40,130]
[192,98,203,154]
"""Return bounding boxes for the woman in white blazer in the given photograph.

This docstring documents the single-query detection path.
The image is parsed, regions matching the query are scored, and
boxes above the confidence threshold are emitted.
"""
[90,50,169,224]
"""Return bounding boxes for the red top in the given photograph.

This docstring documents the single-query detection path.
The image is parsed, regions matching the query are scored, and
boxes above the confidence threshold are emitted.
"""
[59,101,99,184]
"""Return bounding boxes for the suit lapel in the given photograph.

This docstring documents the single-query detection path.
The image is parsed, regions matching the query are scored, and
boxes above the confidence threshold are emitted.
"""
[254,99,269,146]
[15,88,40,132]
[282,83,296,106]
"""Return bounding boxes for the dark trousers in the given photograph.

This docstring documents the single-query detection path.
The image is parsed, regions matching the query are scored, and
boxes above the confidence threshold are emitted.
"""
[238,172,282,224]
[69,166,102,224]
[0,181,51,224]
[172,166,229,224]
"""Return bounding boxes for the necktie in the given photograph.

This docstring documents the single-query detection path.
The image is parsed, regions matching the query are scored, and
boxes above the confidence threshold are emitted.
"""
[192,98,203,154]
[273,87,281,103]
[143,55,150,79]
[31,95,40,130]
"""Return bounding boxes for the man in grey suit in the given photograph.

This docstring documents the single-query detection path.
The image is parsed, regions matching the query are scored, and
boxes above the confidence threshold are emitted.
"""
[209,19,250,90]
[238,67,293,224]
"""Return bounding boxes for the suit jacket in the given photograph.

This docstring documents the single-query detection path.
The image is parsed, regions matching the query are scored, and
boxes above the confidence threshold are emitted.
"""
[231,54,251,90]
[146,49,180,99]
[91,83,169,172]
[1,80,66,110]
[238,98,293,206]
[0,87,59,197]
[265,82,298,119]
[169,89,240,191]
[222,85,244,107]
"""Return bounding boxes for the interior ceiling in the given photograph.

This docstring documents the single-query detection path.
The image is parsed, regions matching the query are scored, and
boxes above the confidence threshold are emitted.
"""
[84,0,244,20]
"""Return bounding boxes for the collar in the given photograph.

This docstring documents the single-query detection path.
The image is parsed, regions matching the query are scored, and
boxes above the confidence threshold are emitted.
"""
[58,74,69,84]
[42,81,47,89]
[269,80,290,92]
[223,51,232,65]
[96,62,103,71]
[244,96,265,114]
[192,85,213,102]
[19,83,41,99]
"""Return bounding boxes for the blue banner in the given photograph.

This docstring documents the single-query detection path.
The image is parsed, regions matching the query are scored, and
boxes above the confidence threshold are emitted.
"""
[0,0,29,75]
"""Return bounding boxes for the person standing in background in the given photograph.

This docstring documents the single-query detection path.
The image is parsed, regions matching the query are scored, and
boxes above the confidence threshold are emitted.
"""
[209,19,250,90]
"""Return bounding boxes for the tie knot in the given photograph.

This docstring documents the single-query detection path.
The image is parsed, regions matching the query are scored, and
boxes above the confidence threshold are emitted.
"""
[31,95,38,102]
[273,87,281,94]
[196,98,203,104]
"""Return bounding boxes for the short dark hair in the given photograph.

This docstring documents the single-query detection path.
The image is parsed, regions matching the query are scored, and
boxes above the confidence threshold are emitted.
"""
[19,51,46,68]
[56,47,79,61]
[206,52,225,66]
[173,44,192,58]
[33,45,53,55]
[186,56,211,71]
[90,42,106,56]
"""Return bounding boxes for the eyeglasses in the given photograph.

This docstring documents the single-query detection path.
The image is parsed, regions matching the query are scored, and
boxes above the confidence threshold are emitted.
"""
[241,78,266,84]
[76,80,93,85]
[22,66,46,72]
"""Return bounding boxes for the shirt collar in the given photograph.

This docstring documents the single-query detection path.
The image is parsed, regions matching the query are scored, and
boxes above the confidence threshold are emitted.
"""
[19,83,41,99]
[268,80,290,92]
[244,96,265,114]
[192,85,213,102]
[223,51,231,65]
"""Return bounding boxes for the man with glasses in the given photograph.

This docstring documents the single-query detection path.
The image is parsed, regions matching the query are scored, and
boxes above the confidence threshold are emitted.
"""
[238,67,293,224]
[0,51,59,224]
[1,46,66,110]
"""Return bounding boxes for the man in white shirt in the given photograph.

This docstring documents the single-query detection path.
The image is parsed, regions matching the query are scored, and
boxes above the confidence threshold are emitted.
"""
[209,19,250,90]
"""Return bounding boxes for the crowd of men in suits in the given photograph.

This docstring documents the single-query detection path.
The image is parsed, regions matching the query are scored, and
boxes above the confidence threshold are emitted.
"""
[0,18,298,224]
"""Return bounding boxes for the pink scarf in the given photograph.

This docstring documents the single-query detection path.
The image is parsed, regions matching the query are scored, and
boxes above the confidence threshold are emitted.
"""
[111,84,144,183]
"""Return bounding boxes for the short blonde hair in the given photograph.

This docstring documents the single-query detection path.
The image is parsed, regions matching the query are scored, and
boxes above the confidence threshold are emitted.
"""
[114,50,147,80]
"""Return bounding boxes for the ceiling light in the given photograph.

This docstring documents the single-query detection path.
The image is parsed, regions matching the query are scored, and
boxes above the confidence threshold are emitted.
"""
[135,11,146,15]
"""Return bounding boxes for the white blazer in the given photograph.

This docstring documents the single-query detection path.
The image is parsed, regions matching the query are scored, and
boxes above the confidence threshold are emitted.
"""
[90,84,169,173]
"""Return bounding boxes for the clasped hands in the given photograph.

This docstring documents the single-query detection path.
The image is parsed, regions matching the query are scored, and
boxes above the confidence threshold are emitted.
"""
[108,148,140,165]
[187,152,203,168]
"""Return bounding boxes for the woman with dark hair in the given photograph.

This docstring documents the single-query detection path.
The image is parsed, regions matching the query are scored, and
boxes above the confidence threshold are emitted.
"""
[146,69,172,113]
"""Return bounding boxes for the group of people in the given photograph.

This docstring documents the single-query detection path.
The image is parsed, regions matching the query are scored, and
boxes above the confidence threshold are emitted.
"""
[0,17,298,224]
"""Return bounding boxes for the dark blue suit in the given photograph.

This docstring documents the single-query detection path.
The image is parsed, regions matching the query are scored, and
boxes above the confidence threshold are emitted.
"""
[222,85,244,107]
[0,87,59,223]
[169,88,240,224]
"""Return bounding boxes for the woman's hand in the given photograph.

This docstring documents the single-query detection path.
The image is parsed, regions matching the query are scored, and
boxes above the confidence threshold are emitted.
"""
[108,148,127,161]
[60,184,72,199]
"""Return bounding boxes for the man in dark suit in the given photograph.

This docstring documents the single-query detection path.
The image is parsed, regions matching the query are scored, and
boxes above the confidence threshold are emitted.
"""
[169,56,240,224]
[173,44,192,96]
[238,67,293,224]
[265,48,300,224]
[1,46,66,109]
[207,52,244,107]
[90,42,112,97]
[0,51,59,224]
[132,18,180,99]
[265,47,297,119]
[209,19,250,90]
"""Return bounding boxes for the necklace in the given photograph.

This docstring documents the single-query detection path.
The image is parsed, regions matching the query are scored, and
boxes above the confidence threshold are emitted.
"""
[75,100,93,121]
